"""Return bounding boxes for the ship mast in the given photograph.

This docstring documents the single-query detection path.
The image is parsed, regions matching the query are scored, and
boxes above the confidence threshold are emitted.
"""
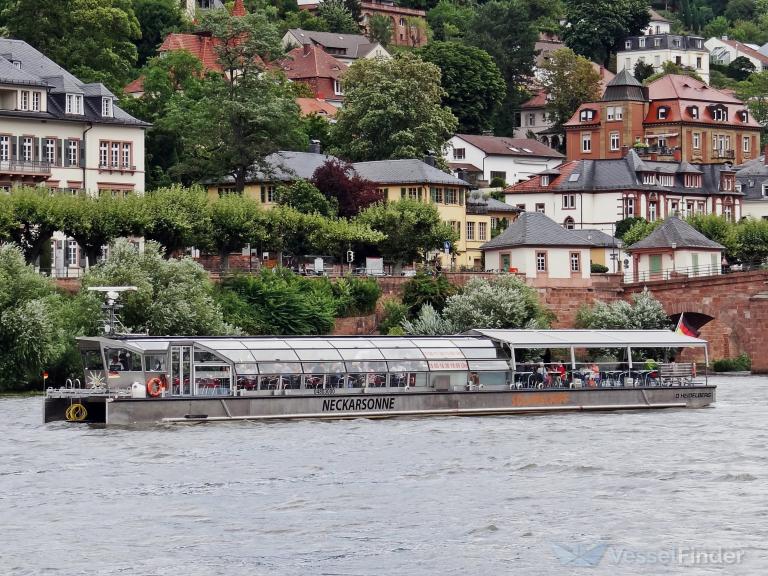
[87,286,138,336]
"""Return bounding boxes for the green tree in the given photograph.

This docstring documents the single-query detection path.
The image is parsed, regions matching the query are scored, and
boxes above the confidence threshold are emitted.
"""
[133,0,183,66]
[417,41,506,133]
[331,53,457,161]
[728,19,768,44]
[143,185,213,256]
[401,303,455,335]
[733,218,768,263]
[728,55,757,81]
[622,218,664,247]
[702,15,730,39]
[644,60,703,84]
[686,214,737,256]
[539,47,602,129]
[401,270,458,315]
[725,0,756,21]
[161,10,307,190]
[736,71,768,139]
[634,60,656,82]
[356,200,457,265]
[3,0,141,92]
[208,194,267,270]
[367,13,393,47]
[614,216,645,240]
[8,188,60,265]
[562,0,651,65]
[576,289,670,330]
[427,0,475,41]
[276,180,338,216]
[318,0,359,33]
[120,50,205,189]
[83,239,231,335]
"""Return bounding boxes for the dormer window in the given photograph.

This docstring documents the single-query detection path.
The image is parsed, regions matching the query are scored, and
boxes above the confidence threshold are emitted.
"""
[684,174,702,188]
[690,106,699,119]
[579,108,595,122]
[639,37,646,48]
[657,107,668,120]
[541,175,550,187]
[12,60,20,70]
[643,173,656,185]
[65,93,83,115]
[712,107,728,121]
[334,79,343,96]
[625,40,631,50]
[740,110,749,122]
[101,97,113,117]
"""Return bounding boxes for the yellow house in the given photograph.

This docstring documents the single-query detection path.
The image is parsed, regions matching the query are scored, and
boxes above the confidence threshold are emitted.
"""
[208,152,497,269]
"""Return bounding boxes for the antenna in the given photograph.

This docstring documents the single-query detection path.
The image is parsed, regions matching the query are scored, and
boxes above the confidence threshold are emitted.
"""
[88,286,137,336]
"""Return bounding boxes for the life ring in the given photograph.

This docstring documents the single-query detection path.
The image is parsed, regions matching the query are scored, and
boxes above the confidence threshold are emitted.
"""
[146,376,166,397]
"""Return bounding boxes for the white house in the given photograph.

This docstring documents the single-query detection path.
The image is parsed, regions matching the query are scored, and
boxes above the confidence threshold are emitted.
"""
[0,38,148,276]
[705,36,768,71]
[445,134,563,188]
[282,29,390,66]
[617,34,709,83]
[480,212,594,283]
[625,216,724,283]
[643,9,672,36]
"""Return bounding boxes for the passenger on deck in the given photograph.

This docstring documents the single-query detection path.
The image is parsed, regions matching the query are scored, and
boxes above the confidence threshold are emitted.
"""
[535,362,548,387]
[588,362,600,386]
[555,361,566,386]
[109,356,124,371]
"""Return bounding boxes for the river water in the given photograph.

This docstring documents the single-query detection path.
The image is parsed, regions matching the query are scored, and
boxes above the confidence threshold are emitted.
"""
[1,376,767,575]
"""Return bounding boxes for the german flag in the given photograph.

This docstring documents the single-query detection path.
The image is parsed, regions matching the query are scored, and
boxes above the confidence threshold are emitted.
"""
[675,313,699,338]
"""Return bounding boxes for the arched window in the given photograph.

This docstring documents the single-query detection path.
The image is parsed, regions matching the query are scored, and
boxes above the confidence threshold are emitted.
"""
[563,217,575,230]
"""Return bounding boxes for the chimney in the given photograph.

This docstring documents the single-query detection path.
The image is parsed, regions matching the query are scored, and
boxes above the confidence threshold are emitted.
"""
[423,154,436,167]
[621,145,630,158]
[302,42,311,56]
[309,139,322,154]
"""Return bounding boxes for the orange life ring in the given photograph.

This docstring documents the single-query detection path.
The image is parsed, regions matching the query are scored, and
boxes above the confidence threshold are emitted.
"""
[146,376,166,397]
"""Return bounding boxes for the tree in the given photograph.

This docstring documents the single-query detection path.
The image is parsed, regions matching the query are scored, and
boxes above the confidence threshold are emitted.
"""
[634,60,656,83]
[143,185,213,256]
[703,15,730,39]
[539,47,602,129]
[686,214,737,256]
[427,0,475,41]
[614,216,645,240]
[133,0,183,66]
[562,0,651,65]
[576,289,670,330]
[120,50,205,190]
[728,55,757,81]
[0,244,71,390]
[417,41,506,133]
[318,0,359,33]
[208,194,267,270]
[644,60,703,84]
[401,303,456,335]
[400,270,458,315]
[276,180,337,217]
[8,188,60,264]
[725,0,756,21]
[367,13,393,47]
[441,275,555,332]
[734,217,768,263]
[736,71,768,139]
[728,19,768,44]
[356,200,457,265]
[83,239,231,335]
[2,0,141,92]
[622,218,664,247]
[161,10,307,191]
[331,53,457,161]
[312,159,384,217]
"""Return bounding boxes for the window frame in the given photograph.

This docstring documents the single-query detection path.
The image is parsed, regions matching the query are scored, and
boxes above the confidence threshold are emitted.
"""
[569,251,581,273]
[535,251,548,273]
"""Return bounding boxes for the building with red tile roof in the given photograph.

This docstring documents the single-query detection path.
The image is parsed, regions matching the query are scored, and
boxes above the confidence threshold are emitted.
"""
[296,97,339,118]
[564,73,761,165]
[280,44,346,105]
[706,36,768,72]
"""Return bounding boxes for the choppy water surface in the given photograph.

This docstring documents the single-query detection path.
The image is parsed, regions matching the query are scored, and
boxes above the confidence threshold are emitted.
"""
[1,377,767,575]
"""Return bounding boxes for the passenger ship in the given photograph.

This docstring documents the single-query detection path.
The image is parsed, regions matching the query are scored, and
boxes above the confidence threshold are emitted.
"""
[45,327,715,425]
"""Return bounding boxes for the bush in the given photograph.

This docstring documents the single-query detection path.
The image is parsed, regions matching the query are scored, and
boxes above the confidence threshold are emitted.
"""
[713,353,751,372]
[401,270,457,316]
[591,263,609,273]
[333,276,381,316]
[379,298,408,334]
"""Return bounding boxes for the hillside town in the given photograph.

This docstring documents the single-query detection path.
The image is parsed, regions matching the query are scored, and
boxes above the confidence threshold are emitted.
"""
[1,0,768,389]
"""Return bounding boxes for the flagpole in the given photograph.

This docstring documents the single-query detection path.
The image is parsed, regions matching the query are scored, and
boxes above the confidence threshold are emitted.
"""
[675,313,683,334]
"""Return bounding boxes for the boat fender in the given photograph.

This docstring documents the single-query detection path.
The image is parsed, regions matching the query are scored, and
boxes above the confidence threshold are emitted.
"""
[146,376,167,398]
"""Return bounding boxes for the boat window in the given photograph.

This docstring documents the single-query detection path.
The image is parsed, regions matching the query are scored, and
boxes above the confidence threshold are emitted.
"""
[258,362,302,374]
[248,349,299,362]
[389,372,427,387]
[427,360,468,371]
[258,374,300,390]
[144,354,167,372]
[194,365,231,395]
[104,348,138,371]
[421,348,464,359]
[301,361,346,374]
[345,361,388,373]
[461,348,500,359]
[236,375,258,391]
[339,348,385,360]
[380,348,424,360]
[430,372,466,389]
[295,349,342,361]
[82,349,104,370]
[218,349,255,363]
[387,360,429,372]
[476,371,507,386]
[194,349,228,363]
[467,360,510,371]
[235,363,259,375]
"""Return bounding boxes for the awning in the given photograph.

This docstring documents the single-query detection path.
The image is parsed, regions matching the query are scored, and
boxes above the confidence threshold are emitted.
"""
[466,329,707,348]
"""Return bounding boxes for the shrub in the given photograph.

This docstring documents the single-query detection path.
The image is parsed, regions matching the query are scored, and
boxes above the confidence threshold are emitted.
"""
[347,275,381,315]
[401,270,457,316]
[379,298,408,334]
[713,353,751,372]
[591,263,609,273]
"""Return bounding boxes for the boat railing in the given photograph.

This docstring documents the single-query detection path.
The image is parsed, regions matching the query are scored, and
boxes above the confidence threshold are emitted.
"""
[511,361,705,389]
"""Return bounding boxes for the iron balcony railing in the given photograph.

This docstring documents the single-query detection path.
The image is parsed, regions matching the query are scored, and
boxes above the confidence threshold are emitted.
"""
[711,149,735,160]
[624,262,766,283]
[0,159,52,175]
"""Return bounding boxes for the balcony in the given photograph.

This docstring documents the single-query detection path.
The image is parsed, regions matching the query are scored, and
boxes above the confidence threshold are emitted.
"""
[711,149,735,160]
[99,163,137,173]
[637,145,675,160]
[0,159,52,180]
